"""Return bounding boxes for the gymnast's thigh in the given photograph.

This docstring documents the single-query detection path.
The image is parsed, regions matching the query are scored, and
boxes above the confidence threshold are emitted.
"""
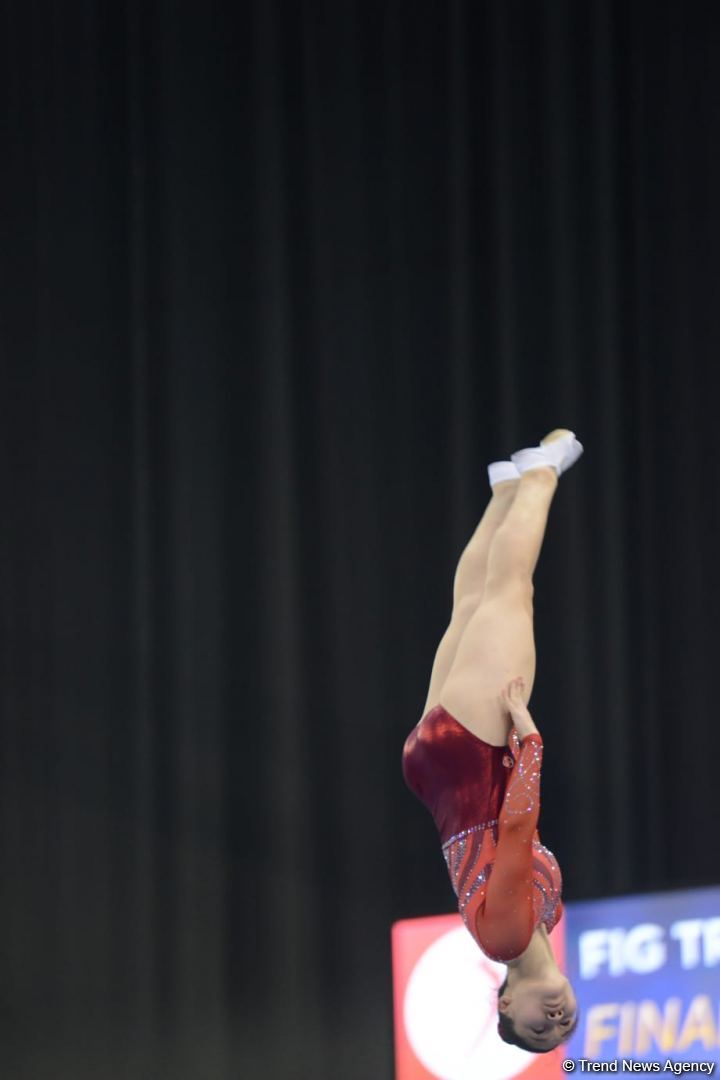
[437,587,536,746]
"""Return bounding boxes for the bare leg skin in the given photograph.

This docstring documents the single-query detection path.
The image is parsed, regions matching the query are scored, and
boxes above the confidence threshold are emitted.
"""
[422,479,519,715]
[438,467,558,744]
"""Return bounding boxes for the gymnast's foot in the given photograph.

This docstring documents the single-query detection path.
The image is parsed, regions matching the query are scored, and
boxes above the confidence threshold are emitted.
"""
[511,429,583,477]
[487,460,521,488]
[541,428,573,446]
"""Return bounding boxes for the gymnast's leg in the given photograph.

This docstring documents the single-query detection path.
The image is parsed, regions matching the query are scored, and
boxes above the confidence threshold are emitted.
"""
[422,475,519,716]
[439,463,559,745]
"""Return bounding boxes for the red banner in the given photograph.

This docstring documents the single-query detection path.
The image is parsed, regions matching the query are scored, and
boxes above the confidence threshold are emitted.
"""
[392,913,567,1079]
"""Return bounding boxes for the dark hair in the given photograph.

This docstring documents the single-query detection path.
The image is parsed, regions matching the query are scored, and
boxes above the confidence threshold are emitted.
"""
[496,977,579,1054]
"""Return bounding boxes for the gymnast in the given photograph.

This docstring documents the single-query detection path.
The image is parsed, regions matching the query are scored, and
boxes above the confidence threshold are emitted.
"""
[402,429,582,1054]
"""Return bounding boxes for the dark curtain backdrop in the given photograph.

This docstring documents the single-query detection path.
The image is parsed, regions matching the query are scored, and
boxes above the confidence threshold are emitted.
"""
[2,1,720,1077]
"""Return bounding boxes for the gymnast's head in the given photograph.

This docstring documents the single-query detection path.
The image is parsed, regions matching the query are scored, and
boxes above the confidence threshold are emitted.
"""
[496,969,578,1053]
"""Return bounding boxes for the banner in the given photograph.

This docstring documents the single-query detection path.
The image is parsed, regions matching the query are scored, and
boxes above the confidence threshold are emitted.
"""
[391,912,566,1079]
[392,886,720,1079]
[565,885,720,1072]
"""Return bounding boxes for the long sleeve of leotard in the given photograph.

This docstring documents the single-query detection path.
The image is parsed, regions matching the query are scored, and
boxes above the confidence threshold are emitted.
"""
[471,732,544,962]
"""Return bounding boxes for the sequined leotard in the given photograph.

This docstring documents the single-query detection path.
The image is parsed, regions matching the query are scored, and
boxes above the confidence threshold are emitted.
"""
[402,705,563,962]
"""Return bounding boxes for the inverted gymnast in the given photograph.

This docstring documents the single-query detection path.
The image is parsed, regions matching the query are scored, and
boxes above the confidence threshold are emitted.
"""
[402,429,582,1054]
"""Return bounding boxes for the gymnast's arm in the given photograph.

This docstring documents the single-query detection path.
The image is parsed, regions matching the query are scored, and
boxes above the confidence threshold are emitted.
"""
[471,682,543,961]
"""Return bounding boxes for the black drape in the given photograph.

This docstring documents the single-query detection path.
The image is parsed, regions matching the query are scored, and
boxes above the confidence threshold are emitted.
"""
[2,2,720,1077]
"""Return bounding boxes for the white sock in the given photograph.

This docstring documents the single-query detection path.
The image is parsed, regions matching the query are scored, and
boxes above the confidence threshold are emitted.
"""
[511,432,583,477]
[488,461,521,488]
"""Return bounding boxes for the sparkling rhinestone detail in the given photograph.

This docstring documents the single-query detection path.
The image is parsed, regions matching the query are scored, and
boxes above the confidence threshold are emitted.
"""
[460,865,489,918]
[503,740,543,816]
[441,819,498,852]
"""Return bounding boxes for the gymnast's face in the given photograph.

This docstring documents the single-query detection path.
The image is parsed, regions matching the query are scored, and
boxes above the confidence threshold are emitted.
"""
[498,972,578,1051]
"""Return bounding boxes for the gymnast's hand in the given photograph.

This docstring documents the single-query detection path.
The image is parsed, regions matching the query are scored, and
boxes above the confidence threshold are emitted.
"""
[501,677,540,740]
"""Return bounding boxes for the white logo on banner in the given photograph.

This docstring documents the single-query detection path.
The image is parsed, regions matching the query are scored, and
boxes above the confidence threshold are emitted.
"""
[403,927,533,1080]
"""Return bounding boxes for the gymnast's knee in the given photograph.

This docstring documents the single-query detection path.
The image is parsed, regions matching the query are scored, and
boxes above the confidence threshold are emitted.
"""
[482,570,534,611]
[452,590,484,621]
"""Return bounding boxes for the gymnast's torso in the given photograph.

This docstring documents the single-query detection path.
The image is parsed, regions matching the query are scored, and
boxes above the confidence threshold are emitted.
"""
[402,704,563,962]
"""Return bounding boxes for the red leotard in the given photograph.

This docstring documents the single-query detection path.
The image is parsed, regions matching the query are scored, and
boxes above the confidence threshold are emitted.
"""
[402,704,563,962]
